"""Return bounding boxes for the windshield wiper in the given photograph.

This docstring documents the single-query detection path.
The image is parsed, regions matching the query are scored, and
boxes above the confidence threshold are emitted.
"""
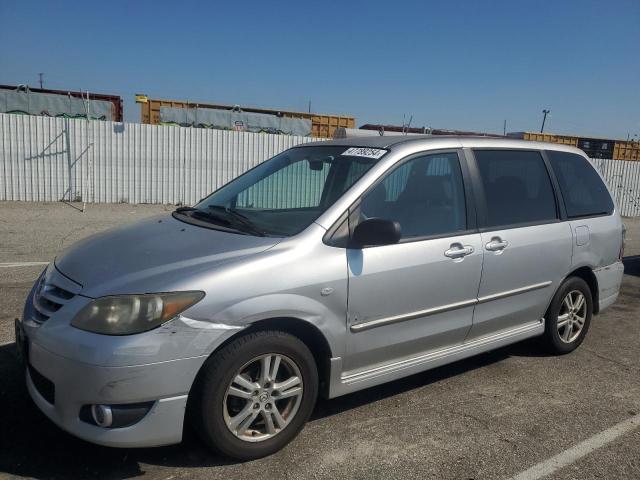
[207,205,265,236]
[174,206,198,213]
[174,206,236,229]
[175,206,227,222]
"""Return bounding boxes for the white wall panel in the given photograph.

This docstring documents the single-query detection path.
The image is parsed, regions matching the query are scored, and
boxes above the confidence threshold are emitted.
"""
[0,114,317,205]
[2,113,640,216]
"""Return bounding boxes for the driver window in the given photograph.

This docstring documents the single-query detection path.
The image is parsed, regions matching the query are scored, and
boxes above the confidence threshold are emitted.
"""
[359,152,467,239]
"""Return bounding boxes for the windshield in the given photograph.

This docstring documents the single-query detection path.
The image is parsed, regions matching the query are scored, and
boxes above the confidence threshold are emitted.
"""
[174,146,384,236]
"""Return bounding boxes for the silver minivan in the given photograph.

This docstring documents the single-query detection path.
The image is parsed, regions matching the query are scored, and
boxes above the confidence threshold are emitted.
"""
[17,136,625,459]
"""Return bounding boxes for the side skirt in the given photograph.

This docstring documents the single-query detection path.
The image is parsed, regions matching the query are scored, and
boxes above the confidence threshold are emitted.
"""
[327,319,544,399]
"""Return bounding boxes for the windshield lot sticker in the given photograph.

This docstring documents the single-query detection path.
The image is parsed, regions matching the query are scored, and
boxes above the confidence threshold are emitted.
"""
[342,147,387,159]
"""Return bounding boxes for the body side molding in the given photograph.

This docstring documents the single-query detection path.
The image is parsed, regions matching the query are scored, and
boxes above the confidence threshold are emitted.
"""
[350,281,552,333]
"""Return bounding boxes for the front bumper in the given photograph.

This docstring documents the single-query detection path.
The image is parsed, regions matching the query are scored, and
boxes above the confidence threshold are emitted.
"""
[26,340,207,448]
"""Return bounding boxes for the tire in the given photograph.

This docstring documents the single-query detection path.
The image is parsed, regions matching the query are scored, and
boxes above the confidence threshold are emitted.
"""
[190,330,318,460]
[542,276,593,354]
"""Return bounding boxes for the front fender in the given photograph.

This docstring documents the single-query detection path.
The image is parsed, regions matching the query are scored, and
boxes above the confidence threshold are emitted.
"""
[199,293,346,359]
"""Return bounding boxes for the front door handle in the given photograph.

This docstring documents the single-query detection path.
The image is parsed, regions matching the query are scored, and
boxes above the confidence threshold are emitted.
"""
[444,243,474,259]
[485,237,509,252]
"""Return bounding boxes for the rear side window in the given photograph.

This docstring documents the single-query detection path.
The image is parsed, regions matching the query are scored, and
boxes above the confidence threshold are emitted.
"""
[546,151,614,218]
[474,150,557,228]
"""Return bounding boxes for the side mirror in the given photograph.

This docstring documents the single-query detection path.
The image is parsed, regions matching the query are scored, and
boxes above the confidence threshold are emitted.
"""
[351,218,401,248]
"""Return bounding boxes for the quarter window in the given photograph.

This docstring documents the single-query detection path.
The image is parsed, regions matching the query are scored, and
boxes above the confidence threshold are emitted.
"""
[474,150,557,228]
[547,151,614,218]
[358,152,467,239]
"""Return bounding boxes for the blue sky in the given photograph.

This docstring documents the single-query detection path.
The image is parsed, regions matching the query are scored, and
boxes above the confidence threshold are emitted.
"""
[1,0,639,139]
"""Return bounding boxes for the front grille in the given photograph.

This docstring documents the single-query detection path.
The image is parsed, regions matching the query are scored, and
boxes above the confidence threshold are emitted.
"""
[32,271,77,323]
[29,364,55,405]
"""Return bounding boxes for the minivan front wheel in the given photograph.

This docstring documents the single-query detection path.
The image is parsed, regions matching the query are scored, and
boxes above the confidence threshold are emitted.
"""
[223,353,304,442]
[543,277,593,354]
[191,330,318,460]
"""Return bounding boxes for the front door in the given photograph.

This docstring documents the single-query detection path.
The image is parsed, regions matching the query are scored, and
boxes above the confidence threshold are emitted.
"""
[344,151,483,373]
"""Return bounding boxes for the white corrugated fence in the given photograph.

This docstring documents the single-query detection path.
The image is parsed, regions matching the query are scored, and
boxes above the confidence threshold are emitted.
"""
[0,114,316,205]
[591,158,640,217]
[1,113,640,216]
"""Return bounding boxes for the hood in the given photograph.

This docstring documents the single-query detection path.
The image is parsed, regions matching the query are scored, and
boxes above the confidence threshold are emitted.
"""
[55,214,280,297]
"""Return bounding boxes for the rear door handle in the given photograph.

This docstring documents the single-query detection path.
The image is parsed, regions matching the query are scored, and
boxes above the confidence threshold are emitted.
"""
[485,237,509,252]
[444,243,474,259]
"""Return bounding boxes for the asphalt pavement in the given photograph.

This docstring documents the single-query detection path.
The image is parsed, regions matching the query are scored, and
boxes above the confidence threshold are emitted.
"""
[1,201,639,480]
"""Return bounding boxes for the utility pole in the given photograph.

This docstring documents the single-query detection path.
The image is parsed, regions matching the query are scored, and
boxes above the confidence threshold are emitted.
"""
[503,119,507,136]
[308,100,311,113]
[38,73,44,89]
[540,109,550,133]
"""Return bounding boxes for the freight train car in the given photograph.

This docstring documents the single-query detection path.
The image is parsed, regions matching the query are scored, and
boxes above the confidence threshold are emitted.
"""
[359,124,504,137]
[0,84,123,121]
[136,95,354,138]
[508,132,639,161]
[135,95,354,138]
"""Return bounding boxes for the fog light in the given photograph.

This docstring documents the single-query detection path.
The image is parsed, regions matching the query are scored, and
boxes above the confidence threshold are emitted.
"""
[91,404,113,427]
[81,401,154,428]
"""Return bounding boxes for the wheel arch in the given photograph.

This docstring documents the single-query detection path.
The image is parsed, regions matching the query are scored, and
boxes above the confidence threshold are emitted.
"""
[564,266,599,314]
[191,316,335,400]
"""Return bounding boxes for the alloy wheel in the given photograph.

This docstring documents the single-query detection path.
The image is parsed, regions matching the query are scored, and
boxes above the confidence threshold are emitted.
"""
[223,353,304,442]
[557,290,587,344]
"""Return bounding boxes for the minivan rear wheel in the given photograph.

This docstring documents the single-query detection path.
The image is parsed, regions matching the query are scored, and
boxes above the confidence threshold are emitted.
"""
[542,276,593,354]
[190,330,318,460]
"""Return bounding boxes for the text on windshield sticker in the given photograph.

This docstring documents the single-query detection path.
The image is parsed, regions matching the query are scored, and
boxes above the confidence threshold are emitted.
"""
[341,147,387,159]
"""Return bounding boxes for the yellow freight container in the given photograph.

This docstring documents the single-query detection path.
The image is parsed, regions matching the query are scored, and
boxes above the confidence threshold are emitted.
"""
[520,132,579,146]
[613,141,640,161]
[512,132,640,161]
[137,97,355,138]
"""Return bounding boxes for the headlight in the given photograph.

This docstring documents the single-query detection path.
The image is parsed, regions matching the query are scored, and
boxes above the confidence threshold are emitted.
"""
[71,291,204,335]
